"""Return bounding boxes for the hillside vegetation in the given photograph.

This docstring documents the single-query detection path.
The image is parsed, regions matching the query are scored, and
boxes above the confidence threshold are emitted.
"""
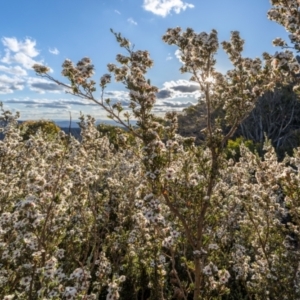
[178,83,300,160]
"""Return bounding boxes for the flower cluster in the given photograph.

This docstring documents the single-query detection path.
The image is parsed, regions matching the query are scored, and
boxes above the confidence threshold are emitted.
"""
[268,0,300,51]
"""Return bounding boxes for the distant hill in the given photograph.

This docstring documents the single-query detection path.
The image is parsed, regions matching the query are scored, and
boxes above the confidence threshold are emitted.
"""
[0,125,81,141]
[0,121,127,141]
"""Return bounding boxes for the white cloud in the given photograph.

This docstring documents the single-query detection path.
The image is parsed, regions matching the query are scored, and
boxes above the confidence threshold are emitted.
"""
[49,47,59,55]
[0,74,25,94]
[0,65,27,76]
[175,49,183,63]
[1,37,44,70]
[1,50,42,69]
[143,0,194,17]
[114,9,121,14]
[2,37,39,57]
[127,18,137,25]
[0,37,58,95]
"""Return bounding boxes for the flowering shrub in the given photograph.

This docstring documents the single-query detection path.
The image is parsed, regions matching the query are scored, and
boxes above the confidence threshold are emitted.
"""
[2,1,300,299]
[0,107,148,299]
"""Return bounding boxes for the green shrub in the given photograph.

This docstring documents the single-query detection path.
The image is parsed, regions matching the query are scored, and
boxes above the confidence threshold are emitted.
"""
[96,123,136,150]
[19,120,61,141]
[225,137,260,161]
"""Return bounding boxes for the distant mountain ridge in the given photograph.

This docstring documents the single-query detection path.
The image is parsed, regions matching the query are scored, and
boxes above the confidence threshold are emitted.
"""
[18,119,127,129]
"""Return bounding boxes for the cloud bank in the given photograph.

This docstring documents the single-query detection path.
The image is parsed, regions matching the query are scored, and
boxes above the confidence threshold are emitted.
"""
[0,75,25,94]
[156,79,200,99]
[28,78,65,94]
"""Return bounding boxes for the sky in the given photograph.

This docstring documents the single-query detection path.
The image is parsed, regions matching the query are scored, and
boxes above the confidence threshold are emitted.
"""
[0,0,290,125]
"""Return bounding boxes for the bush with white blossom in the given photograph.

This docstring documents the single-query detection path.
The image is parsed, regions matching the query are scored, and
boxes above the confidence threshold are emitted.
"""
[2,0,300,299]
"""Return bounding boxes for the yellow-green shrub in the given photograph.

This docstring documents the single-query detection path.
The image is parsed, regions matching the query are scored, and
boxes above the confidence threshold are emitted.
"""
[19,120,61,141]
[225,137,260,161]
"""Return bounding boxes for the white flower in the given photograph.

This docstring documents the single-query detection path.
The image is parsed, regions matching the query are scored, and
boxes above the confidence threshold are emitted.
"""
[218,269,230,284]
[165,168,175,180]
[166,140,174,148]
[203,265,212,276]
[56,248,65,259]
[149,173,156,179]
[64,287,77,298]
[208,243,219,250]
[189,179,198,186]
[159,255,166,264]
[20,276,31,286]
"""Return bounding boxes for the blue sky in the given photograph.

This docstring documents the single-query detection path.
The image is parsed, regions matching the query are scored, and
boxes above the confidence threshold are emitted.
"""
[0,0,289,124]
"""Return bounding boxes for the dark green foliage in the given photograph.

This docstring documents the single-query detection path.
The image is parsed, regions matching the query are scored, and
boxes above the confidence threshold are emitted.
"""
[178,84,300,160]
[235,85,300,160]
[177,101,208,145]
